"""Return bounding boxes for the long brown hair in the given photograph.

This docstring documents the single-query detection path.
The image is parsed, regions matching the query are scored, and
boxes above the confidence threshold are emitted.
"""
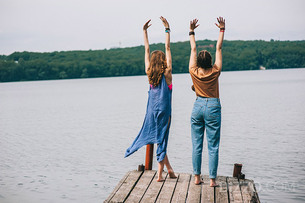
[197,50,212,69]
[147,50,167,87]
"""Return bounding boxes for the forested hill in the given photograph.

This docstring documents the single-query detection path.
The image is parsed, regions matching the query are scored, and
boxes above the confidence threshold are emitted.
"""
[0,40,304,82]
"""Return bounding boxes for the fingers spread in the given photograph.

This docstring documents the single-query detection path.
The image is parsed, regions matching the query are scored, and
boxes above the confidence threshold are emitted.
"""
[190,19,199,30]
[160,16,169,27]
[160,16,166,21]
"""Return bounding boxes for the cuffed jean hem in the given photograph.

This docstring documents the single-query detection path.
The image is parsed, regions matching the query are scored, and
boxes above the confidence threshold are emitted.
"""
[193,170,201,175]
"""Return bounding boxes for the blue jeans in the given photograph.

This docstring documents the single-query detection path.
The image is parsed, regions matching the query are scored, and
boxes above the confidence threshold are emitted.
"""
[191,97,221,179]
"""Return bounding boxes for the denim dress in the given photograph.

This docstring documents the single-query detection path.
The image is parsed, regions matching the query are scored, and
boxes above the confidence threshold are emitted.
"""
[125,75,172,162]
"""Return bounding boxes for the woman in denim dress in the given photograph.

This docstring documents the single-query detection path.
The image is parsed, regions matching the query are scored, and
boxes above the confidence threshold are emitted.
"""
[125,17,176,182]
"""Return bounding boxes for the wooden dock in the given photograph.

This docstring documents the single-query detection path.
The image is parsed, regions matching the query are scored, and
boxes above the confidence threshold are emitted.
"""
[104,170,260,203]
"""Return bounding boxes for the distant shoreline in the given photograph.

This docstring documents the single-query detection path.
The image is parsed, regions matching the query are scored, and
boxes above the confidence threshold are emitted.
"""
[1,40,304,82]
[1,67,304,84]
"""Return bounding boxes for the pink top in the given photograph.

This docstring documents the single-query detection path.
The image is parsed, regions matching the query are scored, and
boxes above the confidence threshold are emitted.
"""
[168,84,172,90]
[151,83,172,90]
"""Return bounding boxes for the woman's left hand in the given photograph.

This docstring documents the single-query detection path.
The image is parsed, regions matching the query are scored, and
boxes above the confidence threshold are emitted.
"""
[143,19,152,31]
[190,19,199,31]
[160,16,170,29]
[215,17,225,29]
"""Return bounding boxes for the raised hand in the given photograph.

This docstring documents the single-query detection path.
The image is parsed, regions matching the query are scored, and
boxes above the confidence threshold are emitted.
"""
[160,16,170,29]
[190,19,199,31]
[143,19,152,31]
[215,17,225,29]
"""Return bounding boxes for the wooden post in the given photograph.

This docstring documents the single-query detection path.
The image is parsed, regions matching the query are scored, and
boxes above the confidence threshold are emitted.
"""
[233,163,242,177]
[145,144,154,170]
[138,164,144,171]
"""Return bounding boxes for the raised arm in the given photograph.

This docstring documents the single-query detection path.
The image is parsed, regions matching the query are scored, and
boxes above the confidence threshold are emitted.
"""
[189,19,199,70]
[143,19,151,73]
[160,16,172,73]
[214,17,225,70]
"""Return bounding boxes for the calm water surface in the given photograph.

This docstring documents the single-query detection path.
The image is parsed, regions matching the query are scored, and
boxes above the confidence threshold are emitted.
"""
[0,68,305,202]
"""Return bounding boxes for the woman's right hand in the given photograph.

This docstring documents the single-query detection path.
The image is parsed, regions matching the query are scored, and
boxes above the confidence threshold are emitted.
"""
[143,19,152,31]
[190,19,199,31]
[160,16,170,29]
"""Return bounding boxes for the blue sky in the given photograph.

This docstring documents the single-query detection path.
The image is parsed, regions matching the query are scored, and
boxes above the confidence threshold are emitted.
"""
[0,0,304,55]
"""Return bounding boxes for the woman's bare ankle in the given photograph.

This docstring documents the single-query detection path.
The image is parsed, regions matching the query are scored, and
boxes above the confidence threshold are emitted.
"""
[156,176,165,182]
[210,178,219,187]
[194,175,203,185]
[168,169,177,178]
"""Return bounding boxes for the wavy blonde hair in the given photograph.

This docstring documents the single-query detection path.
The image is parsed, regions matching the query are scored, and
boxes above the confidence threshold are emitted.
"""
[147,50,167,87]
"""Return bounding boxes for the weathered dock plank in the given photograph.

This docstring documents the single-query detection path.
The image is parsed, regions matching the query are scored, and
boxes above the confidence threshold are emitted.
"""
[171,173,191,203]
[186,175,201,203]
[108,170,143,203]
[125,170,156,203]
[239,179,260,203]
[156,173,178,203]
[240,179,252,203]
[215,176,229,203]
[227,177,243,203]
[140,171,167,203]
[201,175,214,203]
[249,180,260,203]
[104,171,131,203]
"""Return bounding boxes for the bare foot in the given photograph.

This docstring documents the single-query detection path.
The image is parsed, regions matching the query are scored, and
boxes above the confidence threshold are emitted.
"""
[156,177,165,182]
[194,180,204,185]
[210,179,219,187]
[168,169,177,179]
[194,175,204,185]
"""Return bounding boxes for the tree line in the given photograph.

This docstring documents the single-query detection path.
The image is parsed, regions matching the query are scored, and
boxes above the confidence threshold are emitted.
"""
[0,40,304,82]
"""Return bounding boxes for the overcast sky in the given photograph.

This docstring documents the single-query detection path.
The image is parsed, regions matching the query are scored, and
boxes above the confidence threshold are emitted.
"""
[1,0,304,55]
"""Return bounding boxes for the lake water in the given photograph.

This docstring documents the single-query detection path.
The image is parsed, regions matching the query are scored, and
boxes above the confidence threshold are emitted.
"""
[0,68,305,203]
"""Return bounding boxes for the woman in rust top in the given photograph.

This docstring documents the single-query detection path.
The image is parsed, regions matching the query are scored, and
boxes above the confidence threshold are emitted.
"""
[189,17,225,186]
